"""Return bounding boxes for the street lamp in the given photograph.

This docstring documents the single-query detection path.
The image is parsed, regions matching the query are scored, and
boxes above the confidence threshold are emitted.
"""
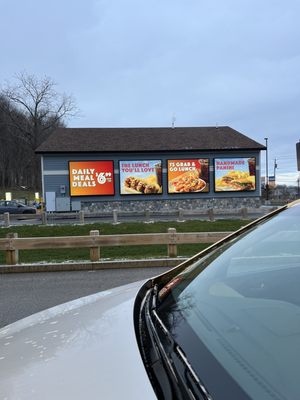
[274,158,277,180]
[264,137,269,200]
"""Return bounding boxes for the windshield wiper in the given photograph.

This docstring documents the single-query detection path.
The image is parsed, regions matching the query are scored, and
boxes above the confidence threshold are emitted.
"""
[148,285,213,400]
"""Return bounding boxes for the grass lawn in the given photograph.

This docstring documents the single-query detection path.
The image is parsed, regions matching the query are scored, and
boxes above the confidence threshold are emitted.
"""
[0,219,251,264]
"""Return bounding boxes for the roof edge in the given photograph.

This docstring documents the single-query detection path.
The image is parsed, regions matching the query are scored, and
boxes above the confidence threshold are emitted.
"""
[36,147,265,155]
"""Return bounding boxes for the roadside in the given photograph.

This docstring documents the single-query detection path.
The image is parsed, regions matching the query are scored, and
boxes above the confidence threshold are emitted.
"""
[0,258,183,273]
[0,206,275,227]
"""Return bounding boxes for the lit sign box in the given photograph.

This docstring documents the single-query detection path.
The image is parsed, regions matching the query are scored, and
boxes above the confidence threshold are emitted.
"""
[167,159,209,193]
[214,158,256,192]
[69,161,114,196]
[119,160,162,195]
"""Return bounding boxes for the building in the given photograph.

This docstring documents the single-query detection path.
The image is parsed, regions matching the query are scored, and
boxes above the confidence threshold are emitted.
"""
[36,126,265,211]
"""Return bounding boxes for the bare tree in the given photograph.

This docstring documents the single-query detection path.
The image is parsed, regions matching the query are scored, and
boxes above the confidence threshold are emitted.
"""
[1,71,78,147]
[0,72,79,190]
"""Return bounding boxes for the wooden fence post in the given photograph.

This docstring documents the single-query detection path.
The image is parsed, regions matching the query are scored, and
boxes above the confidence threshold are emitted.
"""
[240,207,248,219]
[144,209,153,224]
[177,208,185,222]
[4,212,10,228]
[168,228,177,258]
[6,232,19,265]
[79,210,85,224]
[89,230,100,262]
[207,208,215,222]
[41,211,47,225]
[113,210,119,225]
[145,209,150,222]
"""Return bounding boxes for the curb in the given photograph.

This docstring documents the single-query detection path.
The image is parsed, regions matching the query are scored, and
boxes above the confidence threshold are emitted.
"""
[0,258,187,273]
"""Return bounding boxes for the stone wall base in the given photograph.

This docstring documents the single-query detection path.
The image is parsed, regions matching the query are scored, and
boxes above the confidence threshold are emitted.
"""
[82,197,262,213]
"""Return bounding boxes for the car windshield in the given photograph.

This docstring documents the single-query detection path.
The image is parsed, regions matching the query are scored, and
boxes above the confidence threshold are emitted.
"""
[156,203,300,400]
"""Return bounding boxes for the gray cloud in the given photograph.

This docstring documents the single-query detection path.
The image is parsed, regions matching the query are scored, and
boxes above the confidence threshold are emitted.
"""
[1,0,300,183]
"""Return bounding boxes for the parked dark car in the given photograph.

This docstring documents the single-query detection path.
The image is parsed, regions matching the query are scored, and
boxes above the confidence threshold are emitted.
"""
[0,200,36,214]
[1,201,300,399]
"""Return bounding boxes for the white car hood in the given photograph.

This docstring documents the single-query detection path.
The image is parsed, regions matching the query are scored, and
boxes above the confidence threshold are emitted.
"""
[0,281,156,400]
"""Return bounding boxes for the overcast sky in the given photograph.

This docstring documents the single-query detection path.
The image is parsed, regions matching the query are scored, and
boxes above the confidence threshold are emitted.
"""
[1,0,300,185]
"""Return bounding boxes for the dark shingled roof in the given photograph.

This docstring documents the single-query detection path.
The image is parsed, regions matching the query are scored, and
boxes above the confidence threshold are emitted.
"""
[36,126,265,153]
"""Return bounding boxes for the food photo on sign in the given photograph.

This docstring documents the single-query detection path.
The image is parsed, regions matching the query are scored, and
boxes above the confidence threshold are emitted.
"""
[214,157,256,192]
[167,159,209,193]
[119,160,162,195]
[69,161,115,196]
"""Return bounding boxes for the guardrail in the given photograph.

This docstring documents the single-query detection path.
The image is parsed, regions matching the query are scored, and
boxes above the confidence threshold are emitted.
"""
[0,206,273,227]
[0,229,232,265]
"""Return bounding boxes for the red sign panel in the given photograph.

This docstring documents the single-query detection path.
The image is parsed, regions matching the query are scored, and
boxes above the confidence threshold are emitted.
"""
[69,161,114,196]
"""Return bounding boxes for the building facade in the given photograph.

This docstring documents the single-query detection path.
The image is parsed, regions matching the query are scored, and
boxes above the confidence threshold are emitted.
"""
[36,126,265,211]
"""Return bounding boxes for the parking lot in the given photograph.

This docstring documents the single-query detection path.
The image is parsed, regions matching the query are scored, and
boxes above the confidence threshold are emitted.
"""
[0,267,170,328]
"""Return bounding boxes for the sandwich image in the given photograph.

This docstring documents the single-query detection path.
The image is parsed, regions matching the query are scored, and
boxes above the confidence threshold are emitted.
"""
[216,171,255,191]
[229,177,255,190]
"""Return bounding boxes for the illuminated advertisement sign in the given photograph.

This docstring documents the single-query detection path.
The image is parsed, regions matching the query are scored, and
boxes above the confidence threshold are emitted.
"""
[69,161,114,196]
[214,158,256,192]
[167,159,209,193]
[119,160,162,195]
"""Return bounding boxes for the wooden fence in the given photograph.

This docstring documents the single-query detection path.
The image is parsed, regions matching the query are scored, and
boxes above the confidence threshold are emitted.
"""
[0,206,271,227]
[0,229,232,265]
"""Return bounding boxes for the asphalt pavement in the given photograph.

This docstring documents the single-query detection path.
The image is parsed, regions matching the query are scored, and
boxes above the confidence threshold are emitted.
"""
[0,267,170,328]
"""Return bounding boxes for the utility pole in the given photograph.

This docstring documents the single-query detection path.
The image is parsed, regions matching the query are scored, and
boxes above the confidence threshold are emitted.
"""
[274,158,277,181]
[264,138,269,201]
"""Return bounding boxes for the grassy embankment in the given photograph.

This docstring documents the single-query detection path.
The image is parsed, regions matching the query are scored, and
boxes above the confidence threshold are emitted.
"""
[0,220,251,264]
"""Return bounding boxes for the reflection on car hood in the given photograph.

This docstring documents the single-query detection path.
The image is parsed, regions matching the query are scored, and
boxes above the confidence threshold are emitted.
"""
[0,281,156,400]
